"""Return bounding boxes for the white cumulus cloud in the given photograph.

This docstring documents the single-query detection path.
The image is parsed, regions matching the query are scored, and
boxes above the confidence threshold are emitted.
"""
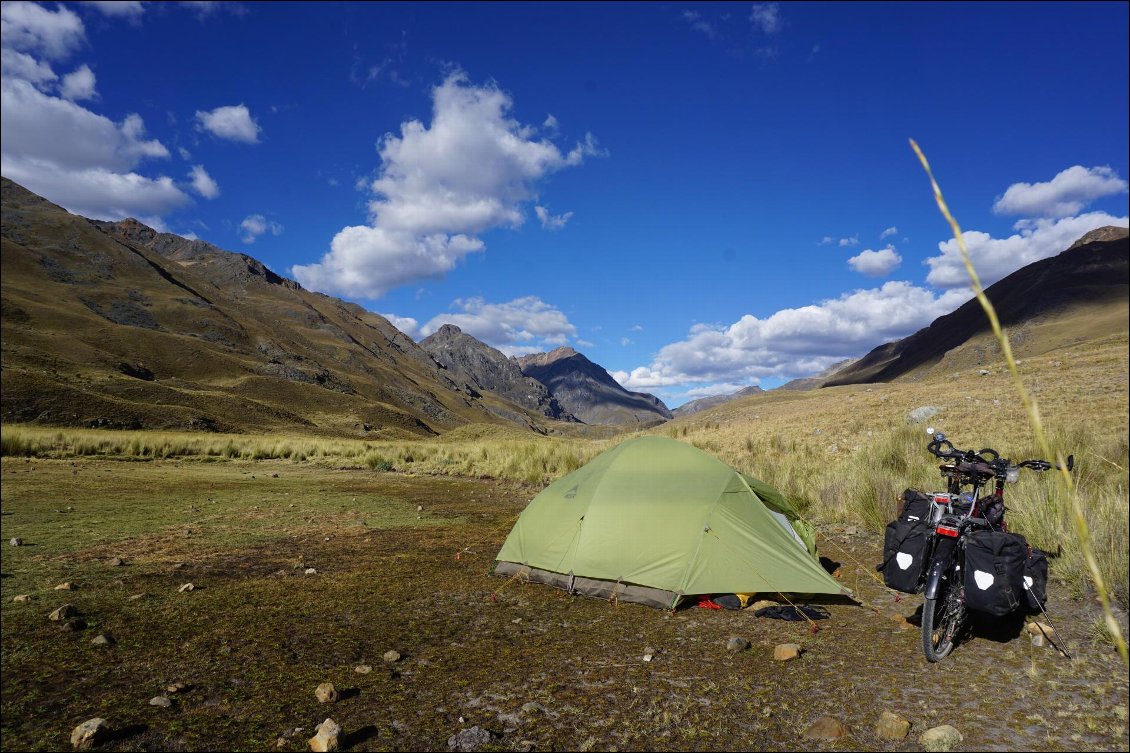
[239,213,282,243]
[417,296,577,356]
[60,63,96,101]
[535,205,573,230]
[188,164,219,198]
[615,281,969,390]
[293,71,602,299]
[195,103,261,143]
[0,3,191,221]
[925,211,1129,289]
[993,165,1128,218]
[848,245,902,277]
[1,1,85,61]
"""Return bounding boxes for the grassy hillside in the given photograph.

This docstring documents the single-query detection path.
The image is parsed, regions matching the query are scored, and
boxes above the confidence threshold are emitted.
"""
[5,331,1127,609]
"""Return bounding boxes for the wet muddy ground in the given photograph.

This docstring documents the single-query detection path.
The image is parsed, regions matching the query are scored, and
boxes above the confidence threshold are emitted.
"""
[1,458,1126,751]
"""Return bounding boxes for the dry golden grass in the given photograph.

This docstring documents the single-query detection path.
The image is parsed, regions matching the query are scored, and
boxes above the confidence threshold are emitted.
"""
[4,331,1126,612]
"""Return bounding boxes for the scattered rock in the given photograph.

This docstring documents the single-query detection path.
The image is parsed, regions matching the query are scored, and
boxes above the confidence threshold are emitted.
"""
[354,665,373,674]
[149,696,172,708]
[725,636,751,652]
[108,557,125,567]
[888,613,914,631]
[447,725,493,752]
[908,406,942,424]
[1026,621,1058,641]
[979,369,990,376]
[70,718,109,750]
[49,604,78,621]
[383,649,401,663]
[177,583,195,592]
[304,568,317,575]
[91,633,115,646]
[774,643,802,661]
[803,715,850,739]
[308,717,341,752]
[9,537,23,546]
[315,682,339,704]
[13,594,32,603]
[54,581,77,591]
[128,593,146,601]
[921,724,963,752]
[166,682,186,694]
[62,619,87,632]
[875,710,911,740]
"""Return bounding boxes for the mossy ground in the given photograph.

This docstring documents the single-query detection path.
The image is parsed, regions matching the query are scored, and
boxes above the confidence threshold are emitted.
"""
[2,458,1126,751]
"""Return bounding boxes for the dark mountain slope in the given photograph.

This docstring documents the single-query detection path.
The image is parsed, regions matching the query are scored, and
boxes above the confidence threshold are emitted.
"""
[824,228,1129,386]
[517,347,672,426]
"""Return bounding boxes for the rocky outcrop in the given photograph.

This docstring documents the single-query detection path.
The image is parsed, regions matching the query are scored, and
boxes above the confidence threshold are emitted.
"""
[420,325,574,422]
[517,347,671,426]
[672,385,764,417]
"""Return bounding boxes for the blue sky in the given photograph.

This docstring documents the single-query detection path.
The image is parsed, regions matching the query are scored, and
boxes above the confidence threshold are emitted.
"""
[2,1,1128,406]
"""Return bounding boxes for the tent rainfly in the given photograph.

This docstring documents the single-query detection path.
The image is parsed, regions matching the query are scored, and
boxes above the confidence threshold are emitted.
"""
[492,436,850,609]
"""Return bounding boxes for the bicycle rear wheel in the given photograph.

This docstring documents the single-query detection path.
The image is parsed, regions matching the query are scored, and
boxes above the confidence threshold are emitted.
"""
[922,580,966,662]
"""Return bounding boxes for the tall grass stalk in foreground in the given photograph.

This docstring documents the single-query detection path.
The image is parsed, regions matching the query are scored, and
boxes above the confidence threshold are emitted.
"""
[910,138,1127,665]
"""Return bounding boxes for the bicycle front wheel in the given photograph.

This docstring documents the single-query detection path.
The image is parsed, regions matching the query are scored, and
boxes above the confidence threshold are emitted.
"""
[922,581,966,662]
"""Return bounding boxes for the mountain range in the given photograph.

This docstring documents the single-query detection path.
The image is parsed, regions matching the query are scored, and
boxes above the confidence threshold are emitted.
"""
[2,176,1125,436]
[0,178,667,435]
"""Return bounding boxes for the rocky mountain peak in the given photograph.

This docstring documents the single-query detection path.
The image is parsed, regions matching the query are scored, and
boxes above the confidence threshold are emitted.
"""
[1069,225,1129,249]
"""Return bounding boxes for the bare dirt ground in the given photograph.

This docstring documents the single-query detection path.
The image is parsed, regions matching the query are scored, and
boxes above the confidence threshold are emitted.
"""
[1,458,1127,751]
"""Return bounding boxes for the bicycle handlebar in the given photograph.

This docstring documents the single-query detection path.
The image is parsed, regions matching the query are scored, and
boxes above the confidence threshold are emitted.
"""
[925,430,1073,475]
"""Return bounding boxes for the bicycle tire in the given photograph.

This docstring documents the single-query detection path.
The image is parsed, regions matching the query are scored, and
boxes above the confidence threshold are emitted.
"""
[922,581,966,662]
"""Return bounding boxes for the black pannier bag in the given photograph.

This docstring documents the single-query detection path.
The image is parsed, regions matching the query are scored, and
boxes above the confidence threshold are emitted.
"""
[879,489,932,593]
[964,530,1027,616]
[1023,546,1049,612]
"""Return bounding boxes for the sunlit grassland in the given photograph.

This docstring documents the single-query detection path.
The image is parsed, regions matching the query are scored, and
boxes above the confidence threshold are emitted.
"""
[3,336,1127,609]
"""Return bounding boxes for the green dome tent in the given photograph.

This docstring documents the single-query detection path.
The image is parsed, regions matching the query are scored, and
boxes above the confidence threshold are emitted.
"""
[493,436,850,609]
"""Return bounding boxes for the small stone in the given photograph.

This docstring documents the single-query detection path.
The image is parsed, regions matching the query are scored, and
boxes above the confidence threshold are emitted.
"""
[383,649,401,663]
[315,682,339,704]
[149,696,172,707]
[1026,621,1057,641]
[354,665,373,674]
[803,716,850,739]
[166,682,186,694]
[308,717,341,752]
[178,583,195,592]
[447,725,493,752]
[91,633,115,646]
[62,618,87,632]
[49,604,77,621]
[520,702,545,715]
[9,537,23,546]
[70,718,109,750]
[108,557,125,567]
[54,581,77,591]
[725,636,751,652]
[1031,633,1048,648]
[128,593,146,601]
[921,724,963,752]
[13,594,32,603]
[304,568,317,575]
[417,505,423,512]
[773,643,802,661]
[875,710,911,740]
